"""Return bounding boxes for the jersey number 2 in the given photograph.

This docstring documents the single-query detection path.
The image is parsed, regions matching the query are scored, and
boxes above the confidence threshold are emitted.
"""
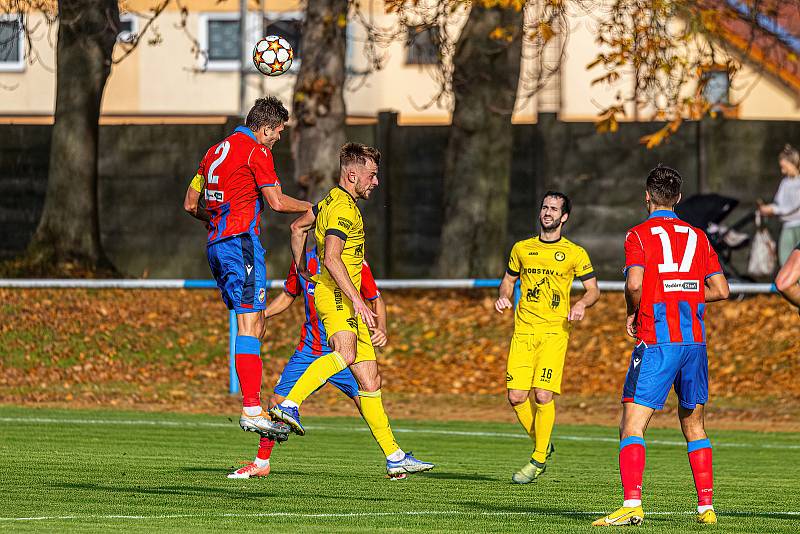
[651,225,697,273]
[207,141,230,184]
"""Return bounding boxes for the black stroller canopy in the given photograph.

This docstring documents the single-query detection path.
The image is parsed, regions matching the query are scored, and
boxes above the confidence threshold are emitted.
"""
[674,194,739,229]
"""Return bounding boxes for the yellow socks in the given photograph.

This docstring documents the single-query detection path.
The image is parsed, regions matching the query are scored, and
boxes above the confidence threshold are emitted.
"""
[285,352,347,406]
[532,400,555,463]
[513,399,535,438]
[359,390,401,458]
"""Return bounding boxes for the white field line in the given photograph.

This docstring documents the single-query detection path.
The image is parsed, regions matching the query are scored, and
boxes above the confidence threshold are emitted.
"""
[1,416,799,450]
[2,509,800,522]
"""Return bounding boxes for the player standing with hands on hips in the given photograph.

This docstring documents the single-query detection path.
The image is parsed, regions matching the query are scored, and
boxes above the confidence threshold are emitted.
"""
[183,97,311,442]
[495,192,600,483]
[593,166,729,527]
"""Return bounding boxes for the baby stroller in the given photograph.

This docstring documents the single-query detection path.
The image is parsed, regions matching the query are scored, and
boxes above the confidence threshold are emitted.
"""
[674,193,754,281]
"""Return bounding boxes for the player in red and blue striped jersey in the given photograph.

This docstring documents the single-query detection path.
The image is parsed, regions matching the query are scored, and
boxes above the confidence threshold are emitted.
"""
[184,97,310,442]
[594,166,729,527]
[227,246,387,479]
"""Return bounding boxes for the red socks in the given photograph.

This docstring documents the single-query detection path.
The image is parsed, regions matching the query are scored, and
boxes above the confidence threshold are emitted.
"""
[257,436,275,460]
[235,336,262,408]
[619,436,646,501]
[688,439,714,506]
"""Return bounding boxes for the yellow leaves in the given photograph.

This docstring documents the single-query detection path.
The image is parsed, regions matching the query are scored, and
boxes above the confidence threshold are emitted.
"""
[595,105,624,134]
[489,25,515,42]
[530,21,555,44]
[477,0,525,11]
[337,13,347,29]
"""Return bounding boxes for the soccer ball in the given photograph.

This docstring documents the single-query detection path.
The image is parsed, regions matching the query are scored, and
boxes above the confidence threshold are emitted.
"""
[253,36,293,76]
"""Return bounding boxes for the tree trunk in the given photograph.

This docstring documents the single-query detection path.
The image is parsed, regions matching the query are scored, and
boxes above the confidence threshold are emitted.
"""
[28,0,118,271]
[436,5,524,278]
[291,0,348,202]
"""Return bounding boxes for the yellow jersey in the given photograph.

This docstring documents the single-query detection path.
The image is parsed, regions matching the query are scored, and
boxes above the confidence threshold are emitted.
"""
[507,236,595,334]
[313,186,366,290]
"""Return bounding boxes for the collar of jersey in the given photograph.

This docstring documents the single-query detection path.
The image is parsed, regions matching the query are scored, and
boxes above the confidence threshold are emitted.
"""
[336,184,356,201]
[538,235,562,244]
[648,209,677,219]
[233,126,257,142]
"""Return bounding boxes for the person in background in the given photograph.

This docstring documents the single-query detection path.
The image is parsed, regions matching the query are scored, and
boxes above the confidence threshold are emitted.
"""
[758,144,800,266]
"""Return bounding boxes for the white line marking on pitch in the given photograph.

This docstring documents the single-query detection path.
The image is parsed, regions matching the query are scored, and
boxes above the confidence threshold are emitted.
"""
[2,510,799,522]
[1,416,799,450]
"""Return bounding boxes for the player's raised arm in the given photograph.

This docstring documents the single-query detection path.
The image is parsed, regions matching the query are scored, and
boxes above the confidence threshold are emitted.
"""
[290,208,317,280]
[262,184,312,214]
[323,234,377,328]
[704,273,730,303]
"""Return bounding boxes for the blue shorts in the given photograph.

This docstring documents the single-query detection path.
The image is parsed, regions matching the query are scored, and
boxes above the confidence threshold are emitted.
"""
[274,351,359,398]
[207,233,267,314]
[622,343,709,410]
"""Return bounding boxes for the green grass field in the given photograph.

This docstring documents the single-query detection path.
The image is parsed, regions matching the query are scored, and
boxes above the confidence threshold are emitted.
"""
[1,406,798,533]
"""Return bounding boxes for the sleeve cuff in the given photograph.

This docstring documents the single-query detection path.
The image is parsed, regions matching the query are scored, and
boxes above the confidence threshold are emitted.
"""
[506,267,520,277]
[705,271,723,280]
[312,204,319,216]
[365,293,380,301]
[326,229,348,241]
[259,182,280,189]
[623,264,644,276]
[578,271,596,282]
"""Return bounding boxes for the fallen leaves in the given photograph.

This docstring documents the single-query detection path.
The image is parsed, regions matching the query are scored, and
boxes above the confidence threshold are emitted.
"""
[0,289,797,413]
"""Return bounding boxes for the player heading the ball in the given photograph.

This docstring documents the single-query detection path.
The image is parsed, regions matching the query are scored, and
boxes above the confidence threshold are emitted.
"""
[183,96,311,442]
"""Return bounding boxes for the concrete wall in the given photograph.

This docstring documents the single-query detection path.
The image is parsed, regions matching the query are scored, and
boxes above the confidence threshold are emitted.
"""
[3,115,799,279]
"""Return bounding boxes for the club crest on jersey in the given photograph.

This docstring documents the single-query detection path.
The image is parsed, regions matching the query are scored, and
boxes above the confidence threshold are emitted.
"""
[258,288,266,303]
[663,280,699,292]
[554,251,566,261]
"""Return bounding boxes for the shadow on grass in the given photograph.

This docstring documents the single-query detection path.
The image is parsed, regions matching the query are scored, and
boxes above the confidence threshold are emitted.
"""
[421,471,498,482]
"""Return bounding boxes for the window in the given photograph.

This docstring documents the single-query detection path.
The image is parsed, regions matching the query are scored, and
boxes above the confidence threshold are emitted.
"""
[265,18,302,58]
[198,13,303,72]
[117,14,138,44]
[406,25,439,65]
[0,14,24,72]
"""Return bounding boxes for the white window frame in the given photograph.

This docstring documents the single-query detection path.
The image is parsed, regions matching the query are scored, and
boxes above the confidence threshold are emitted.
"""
[198,11,303,73]
[0,14,25,73]
[117,13,139,44]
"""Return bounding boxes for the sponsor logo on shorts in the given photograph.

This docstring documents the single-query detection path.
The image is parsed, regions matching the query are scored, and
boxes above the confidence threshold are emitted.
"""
[334,288,343,311]
[204,189,224,202]
[633,357,641,369]
[258,288,266,303]
[245,264,253,276]
[554,251,566,261]
[662,279,699,292]
[506,372,512,382]
[346,317,358,330]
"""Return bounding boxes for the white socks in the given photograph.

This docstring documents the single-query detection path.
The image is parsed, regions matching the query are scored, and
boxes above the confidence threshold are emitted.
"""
[243,406,262,417]
[698,505,714,514]
[623,499,642,508]
[254,457,270,468]
[281,399,299,408]
[386,449,405,462]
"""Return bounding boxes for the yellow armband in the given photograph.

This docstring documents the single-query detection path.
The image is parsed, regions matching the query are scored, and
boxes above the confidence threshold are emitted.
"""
[189,174,205,192]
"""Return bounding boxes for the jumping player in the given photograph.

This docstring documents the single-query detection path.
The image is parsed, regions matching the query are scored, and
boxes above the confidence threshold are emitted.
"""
[270,143,434,477]
[593,166,729,527]
[495,191,600,483]
[183,96,310,441]
[227,246,388,478]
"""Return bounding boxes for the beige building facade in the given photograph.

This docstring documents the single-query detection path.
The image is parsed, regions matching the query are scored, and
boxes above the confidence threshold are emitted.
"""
[1,1,798,124]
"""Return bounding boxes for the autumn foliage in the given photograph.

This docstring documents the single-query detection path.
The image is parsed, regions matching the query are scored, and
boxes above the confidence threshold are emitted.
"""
[1,289,798,428]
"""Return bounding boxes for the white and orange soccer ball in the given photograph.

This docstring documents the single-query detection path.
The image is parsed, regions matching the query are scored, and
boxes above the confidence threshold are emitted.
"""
[253,35,293,76]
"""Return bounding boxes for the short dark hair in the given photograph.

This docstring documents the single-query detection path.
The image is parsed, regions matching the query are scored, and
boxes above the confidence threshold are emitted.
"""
[541,191,571,215]
[340,142,381,168]
[646,165,682,206]
[245,96,289,130]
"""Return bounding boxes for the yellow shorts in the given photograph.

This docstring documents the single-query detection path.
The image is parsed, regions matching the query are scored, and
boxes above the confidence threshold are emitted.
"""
[506,331,569,394]
[313,282,376,364]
